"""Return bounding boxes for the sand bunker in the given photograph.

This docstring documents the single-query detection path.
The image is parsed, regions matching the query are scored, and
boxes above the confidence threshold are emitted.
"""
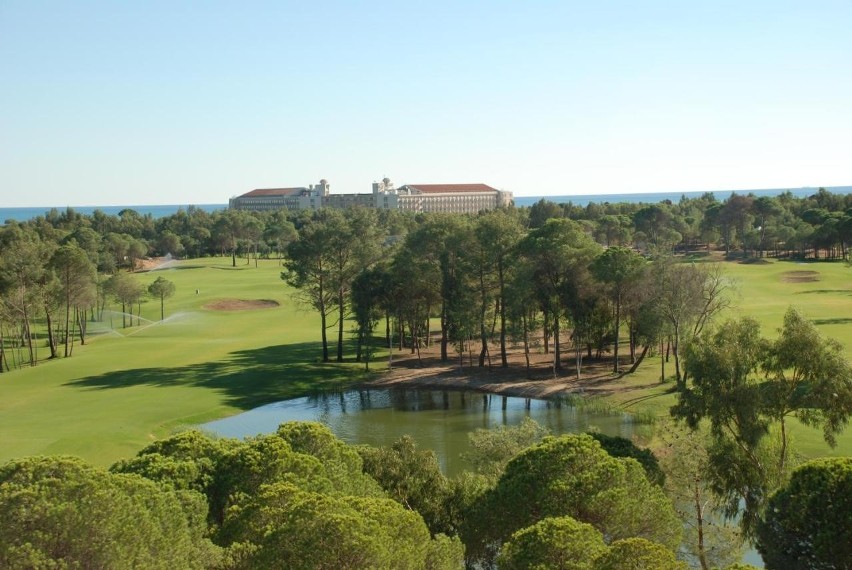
[204,299,280,311]
[781,270,820,283]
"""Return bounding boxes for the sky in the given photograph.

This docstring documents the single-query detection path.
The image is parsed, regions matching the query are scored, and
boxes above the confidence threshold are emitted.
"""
[1,1,850,207]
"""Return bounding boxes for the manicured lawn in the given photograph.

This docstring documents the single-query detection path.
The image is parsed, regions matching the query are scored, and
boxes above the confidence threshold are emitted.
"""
[0,257,365,466]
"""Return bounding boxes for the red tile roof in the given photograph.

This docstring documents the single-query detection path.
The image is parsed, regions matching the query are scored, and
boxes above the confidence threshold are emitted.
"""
[404,183,498,194]
[239,187,306,198]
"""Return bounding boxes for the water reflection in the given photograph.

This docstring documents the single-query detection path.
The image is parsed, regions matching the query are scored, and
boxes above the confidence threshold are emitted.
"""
[202,388,642,476]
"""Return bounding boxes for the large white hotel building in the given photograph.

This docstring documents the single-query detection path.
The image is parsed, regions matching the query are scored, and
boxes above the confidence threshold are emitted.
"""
[229,178,513,215]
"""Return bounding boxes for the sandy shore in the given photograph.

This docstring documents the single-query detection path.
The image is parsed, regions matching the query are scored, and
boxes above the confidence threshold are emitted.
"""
[360,343,652,401]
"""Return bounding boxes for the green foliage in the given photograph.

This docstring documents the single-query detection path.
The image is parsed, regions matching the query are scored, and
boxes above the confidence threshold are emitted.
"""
[463,434,681,565]
[590,246,646,372]
[220,482,432,569]
[593,537,687,570]
[473,209,526,366]
[756,457,852,569]
[212,432,373,526]
[497,516,608,570]
[517,218,601,369]
[463,416,550,481]
[657,423,743,570]
[587,431,664,486]
[425,533,466,570]
[763,308,852,447]
[148,275,176,320]
[0,456,219,569]
[350,265,388,368]
[674,308,852,536]
[358,435,455,535]
[111,429,236,494]
[275,421,383,497]
[114,424,461,569]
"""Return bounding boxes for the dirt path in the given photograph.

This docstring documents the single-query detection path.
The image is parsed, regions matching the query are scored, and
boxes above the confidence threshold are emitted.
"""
[362,338,656,401]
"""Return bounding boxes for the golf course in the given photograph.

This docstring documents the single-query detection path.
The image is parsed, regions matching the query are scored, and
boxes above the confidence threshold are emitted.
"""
[0,255,850,466]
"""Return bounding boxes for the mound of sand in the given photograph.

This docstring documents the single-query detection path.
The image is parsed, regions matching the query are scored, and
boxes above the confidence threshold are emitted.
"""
[781,270,819,283]
[203,299,280,311]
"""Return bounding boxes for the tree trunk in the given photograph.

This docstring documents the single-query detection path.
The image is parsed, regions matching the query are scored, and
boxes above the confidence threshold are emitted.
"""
[425,303,431,347]
[673,326,683,388]
[479,270,488,367]
[779,416,789,476]
[45,309,58,359]
[337,290,344,362]
[414,320,422,364]
[68,308,77,357]
[626,344,649,374]
[64,278,72,357]
[385,314,390,349]
[0,326,7,372]
[695,485,709,570]
[612,296,621,373]
[77,307,87,345]
[575,329,582,380]
[553,312,562,371]
[522,312,530,376]
[629,328,636,363]
[363,331,371,372]
[319,300,329,362]
[498,262,508,367]
[440,303,449,361]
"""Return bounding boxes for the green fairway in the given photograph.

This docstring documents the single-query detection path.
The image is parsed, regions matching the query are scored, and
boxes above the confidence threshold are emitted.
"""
[720,258,852,457]
[720,258,852,347]
[0,257,366,466]
[0,256,849,467]
[616,257,852,458]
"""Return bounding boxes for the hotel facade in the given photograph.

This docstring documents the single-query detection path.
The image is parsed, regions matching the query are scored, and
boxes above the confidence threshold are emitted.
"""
[229,178,513,215]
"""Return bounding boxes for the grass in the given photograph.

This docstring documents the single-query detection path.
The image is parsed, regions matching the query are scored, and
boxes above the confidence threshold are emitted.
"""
[0,257,365,466]
[0,255,849,467]
[613,257,852,458]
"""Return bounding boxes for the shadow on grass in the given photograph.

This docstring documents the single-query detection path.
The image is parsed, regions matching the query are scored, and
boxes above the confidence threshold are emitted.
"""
[149,264,209,271]
[64,342,367,410]
[811,317,852,326]
[795,289,852,295]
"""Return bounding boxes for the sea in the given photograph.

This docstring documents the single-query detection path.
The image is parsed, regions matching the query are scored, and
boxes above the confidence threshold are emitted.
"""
[1,186,849,223]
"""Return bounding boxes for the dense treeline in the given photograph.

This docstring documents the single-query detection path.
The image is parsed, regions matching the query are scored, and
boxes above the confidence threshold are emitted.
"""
[3,188,849,372]
[286,205,730,384]
[1,420,848,569]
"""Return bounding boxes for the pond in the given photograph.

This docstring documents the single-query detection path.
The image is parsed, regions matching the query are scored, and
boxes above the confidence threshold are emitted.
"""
[201,388,646,475]
[201,387,764,566]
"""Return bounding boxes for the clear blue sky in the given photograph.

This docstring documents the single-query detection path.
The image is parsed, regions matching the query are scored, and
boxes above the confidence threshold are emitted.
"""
[1,1,850,206]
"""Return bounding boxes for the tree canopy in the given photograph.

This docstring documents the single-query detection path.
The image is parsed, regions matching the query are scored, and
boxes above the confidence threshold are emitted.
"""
[463,433,681,565]
[673,308,852,536]
[756,457,852,569]
[0,456,219,569]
